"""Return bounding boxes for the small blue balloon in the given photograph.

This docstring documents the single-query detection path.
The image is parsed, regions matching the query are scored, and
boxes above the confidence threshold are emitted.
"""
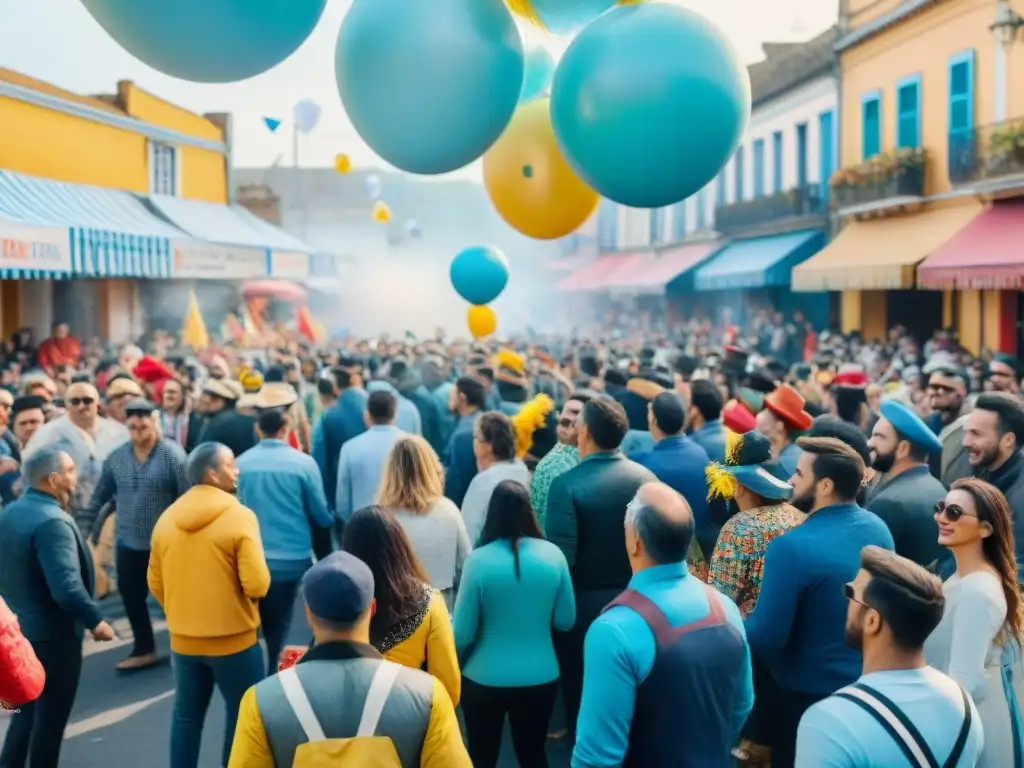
[336,0,524,175]
[450,247,510,305]
[551,3,750,208]
[520,47,556,103]
[79,0,327,83]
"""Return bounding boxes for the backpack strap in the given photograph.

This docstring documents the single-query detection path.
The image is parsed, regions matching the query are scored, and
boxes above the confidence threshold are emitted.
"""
[357,661,401,737]
[834,684,938,768]
[278,667,326,742]
[943,686,973,768]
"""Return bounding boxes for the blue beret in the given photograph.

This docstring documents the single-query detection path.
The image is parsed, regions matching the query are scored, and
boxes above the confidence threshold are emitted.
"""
[880,399,942,455]
[302,552,374,624]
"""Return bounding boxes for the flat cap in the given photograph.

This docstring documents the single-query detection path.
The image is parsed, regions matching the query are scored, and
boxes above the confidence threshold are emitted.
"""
[302,552,375,625]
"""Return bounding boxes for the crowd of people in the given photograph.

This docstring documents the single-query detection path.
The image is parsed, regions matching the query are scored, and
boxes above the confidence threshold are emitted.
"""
[0,313,1022,767]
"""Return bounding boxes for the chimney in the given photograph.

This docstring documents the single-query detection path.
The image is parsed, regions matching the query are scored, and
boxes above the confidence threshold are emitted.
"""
[236,184,282,226]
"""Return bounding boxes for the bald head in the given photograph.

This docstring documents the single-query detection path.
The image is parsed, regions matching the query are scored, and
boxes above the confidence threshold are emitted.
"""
[626,482,694,566]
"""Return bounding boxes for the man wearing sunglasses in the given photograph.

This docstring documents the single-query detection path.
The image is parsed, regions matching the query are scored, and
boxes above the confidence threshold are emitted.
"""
[529,391,591,532]
[795,546,982,767]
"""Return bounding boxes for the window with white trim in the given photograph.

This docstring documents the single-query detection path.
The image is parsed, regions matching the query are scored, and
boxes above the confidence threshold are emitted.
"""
[149,141,179,196]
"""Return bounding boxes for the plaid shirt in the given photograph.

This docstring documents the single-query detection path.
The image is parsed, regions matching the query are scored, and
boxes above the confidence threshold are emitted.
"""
[87,439,189,551]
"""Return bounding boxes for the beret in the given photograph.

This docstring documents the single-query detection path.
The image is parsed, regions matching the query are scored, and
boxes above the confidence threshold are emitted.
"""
[880,398,943,455]
[302,552,374,624]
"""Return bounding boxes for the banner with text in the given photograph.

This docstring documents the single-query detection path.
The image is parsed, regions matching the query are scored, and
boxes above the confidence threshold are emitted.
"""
[0,221,72,273]
[172,241,268,280]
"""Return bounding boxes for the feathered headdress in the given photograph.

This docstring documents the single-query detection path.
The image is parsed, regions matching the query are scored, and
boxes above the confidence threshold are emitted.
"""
[706,429,792,502]
[510,393,555,459]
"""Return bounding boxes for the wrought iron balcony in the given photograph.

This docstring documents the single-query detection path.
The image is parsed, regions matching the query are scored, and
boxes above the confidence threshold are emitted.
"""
[948,116,1024,188]
[713,184,826,234]
[830,151,927,211]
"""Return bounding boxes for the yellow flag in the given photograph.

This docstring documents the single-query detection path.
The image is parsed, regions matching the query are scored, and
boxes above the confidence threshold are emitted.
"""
[334,153,352,173]
[181,290,209,350]
[372,201,391,223]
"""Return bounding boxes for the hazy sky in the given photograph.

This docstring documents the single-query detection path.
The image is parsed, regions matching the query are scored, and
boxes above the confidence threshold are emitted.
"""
[2,0,839,180]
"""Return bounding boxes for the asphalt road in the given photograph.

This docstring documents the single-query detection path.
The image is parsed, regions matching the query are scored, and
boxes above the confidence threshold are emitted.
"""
[0,593,574,767]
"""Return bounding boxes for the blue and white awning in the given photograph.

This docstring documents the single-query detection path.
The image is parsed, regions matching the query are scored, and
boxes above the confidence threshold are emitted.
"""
[0,170,180,278]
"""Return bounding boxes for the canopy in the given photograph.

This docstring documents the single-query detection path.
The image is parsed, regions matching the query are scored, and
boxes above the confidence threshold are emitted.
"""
[695,230,826,291]
[792,203,983,291]
[616,242,719,293]
[556,253,647,293]
[917,201,1024,290]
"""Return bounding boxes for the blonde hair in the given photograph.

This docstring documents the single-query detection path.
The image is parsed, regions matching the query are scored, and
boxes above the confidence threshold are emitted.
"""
[376,435,444,513]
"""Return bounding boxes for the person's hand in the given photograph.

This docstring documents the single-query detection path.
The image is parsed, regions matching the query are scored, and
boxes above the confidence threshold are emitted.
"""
[90,621,116,641]
[0,458,18,476]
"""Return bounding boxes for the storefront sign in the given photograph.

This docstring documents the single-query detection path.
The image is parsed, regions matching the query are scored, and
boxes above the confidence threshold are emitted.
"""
[270,250,310,279]
[0,222,72,273]
[171,241,268,279]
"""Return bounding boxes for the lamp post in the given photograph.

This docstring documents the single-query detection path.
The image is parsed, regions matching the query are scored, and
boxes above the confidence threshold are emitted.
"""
[991,0,1024,121]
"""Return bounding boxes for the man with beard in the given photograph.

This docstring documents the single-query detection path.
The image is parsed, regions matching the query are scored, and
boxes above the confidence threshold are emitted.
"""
[865,400,949,571]
[962,392,1024,573]
[925,363,972,485]
[744,437,894,767]
[987,353,1022,395]
[795,546,981,767]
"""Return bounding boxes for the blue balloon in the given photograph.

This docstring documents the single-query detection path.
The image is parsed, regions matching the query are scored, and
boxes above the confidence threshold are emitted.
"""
[530,0,617,34]
[336,0,524,175]
[79,0,327,83]
[551,4,750,208]
[450,246,509,305]
[520,47,556,103]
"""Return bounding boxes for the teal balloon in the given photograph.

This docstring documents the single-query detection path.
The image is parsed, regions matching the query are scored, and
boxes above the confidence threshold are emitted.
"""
[336,0,524,175]
[450,247,509,305]
[530,0,617,34]
[79,0,327,83]
[520,47,555,103]
[551,3,750,208]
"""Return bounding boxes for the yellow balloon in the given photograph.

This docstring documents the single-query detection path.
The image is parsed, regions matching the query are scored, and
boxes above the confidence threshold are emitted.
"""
[372,201,391,223]
[334,153,352,173]
[467,305,497,339]
[483,97,598,240]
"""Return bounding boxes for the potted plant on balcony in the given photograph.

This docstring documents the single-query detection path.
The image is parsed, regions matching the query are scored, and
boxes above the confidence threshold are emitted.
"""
[829,147,926,206]
[985,122,1024,177]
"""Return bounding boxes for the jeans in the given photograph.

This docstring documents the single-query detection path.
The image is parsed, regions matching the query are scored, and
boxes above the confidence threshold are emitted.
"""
[170,644,264,768]
[0,638,83,768]
[461,677,558,768]
[117,545,155,656]
[258,578,301,676]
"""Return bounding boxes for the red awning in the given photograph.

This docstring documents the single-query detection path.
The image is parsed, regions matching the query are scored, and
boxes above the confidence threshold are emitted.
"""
[556,253,647,292]
[918,201,1024,289]
[615,242,719,290]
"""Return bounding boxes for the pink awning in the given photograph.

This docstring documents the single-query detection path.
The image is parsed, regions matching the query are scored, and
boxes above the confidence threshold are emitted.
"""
[918,201,1024,290]
[556,253,647,293]
[615,242,719,290]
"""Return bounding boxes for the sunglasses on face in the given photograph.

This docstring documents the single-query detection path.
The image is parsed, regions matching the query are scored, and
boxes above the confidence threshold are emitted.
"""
[69,397,96,407]
[844,583,868,608]
[935,500,975,522]
[928,384,956,394]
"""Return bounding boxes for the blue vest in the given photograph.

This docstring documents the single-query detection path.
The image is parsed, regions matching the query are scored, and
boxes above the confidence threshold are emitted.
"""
[603,585,746,767]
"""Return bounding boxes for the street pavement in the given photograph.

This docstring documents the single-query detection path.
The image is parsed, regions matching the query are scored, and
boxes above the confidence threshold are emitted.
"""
[0,592,574,767]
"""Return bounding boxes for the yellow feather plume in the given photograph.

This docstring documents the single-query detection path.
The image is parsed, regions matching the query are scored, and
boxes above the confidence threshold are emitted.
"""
[511,393,555,459]
[494,347,525,376]
[706,462,738,501]
[725,428,743,466]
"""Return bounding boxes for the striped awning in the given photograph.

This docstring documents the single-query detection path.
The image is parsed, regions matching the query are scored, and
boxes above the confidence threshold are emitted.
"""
[0,170,180,278]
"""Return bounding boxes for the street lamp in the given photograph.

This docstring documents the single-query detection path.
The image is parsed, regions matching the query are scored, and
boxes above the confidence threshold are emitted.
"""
[991,0,1024,45]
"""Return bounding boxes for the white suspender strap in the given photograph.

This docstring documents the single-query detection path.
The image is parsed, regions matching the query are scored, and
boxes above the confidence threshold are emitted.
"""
[278,667,327,743]
[357,661,401,737]
[835,686,932,768]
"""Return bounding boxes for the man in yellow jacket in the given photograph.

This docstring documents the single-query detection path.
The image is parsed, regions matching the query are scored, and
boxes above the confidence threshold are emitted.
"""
[148,441,271,768]
[228,551,470,768]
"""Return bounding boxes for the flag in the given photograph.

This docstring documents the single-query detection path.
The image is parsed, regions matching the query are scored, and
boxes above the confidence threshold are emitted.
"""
[181,290,209,350]
[263,117,282,133]
[296,305,324,343]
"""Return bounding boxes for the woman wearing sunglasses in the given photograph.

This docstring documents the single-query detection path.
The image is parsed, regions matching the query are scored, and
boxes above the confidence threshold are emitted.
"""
[924,478,1024,768]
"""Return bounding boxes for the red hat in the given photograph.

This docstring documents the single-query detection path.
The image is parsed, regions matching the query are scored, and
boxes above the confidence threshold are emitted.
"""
[133,356,174,385]
[763,384,813,432]
[832,367,869,388]
[723,400,757,434]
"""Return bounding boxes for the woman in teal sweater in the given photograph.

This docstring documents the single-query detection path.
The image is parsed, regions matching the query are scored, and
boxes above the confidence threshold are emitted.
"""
[452,479,576,768]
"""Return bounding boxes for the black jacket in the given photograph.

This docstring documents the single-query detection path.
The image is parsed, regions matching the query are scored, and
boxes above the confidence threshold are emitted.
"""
[198,406,257,458]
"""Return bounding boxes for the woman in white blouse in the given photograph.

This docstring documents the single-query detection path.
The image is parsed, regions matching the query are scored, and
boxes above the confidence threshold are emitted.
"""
[461,412,529,546]
[378,435,472,611]
[924,478,1024,768]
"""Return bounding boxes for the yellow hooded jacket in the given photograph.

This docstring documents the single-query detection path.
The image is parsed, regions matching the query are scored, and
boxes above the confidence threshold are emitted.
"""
[148,485,271,657]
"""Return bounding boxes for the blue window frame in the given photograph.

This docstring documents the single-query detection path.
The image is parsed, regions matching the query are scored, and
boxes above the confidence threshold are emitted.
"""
[772,131,784,192]
[672,201,686,241]
[716,171,727,206]
[796,123,808,187]
[897,74,922,148]
[597,200,618,252]
[753,139,765,196]
[734,146,745,201]
[862,90,882,159]
[819,109,834,199]
[696,189,707,228]
[948,49,976,182]
[649,208,662,244]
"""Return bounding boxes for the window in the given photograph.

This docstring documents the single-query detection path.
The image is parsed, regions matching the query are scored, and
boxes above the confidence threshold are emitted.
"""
[948,50,976,182]
[672,201,687,241]
[734,146,746,201]
[772,131,783,192]
[753,139,765,196]
[796,123,808,187]
[862,92,881,159]
[597,200,618,252]
[696,189,707,229]
[897,74,922,148]
[649,208,663,244]
[819,110,834,199]
[716,171,727,207]
[148,141,179,196]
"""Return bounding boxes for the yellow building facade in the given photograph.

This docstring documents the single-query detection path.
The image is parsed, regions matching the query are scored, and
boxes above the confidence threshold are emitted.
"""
[792,0,1024,354]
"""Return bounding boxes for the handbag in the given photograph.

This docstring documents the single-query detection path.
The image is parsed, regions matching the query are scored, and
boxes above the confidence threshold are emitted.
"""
[834,681,972,768]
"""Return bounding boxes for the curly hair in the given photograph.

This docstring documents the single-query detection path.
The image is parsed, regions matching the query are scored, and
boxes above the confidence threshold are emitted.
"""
[950,478,1023,640]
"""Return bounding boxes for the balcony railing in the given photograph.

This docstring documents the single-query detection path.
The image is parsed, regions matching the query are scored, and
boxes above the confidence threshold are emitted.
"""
[830,150,927,211]
[713,184,826,234]
[948,116,1024,187]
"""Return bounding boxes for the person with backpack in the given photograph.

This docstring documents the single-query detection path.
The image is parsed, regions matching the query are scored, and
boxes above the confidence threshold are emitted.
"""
[795,546,983,767]
[228,550,470,768]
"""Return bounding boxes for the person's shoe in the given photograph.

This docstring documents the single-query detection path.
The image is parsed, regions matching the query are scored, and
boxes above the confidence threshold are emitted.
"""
[116,652,159,672]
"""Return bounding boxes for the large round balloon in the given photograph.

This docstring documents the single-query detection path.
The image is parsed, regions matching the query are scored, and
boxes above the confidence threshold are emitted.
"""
[78,0,327,83]
[468,305,498,339]
[484,98,598,240]
[507,0,634,34]
[450,246,509,305]
[336,0,524,175]
[551,3,750,208]
[520,47,555,103]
